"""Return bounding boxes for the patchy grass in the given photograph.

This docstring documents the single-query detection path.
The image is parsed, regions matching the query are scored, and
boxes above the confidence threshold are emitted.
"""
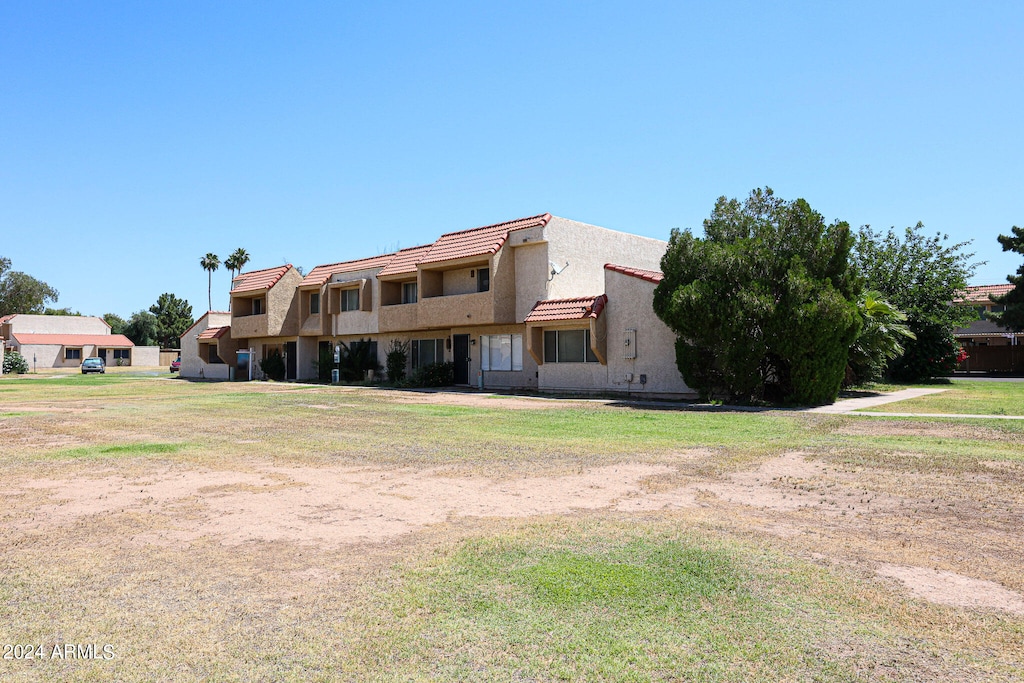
[0,378,1022,681]
[861,379,1024,416]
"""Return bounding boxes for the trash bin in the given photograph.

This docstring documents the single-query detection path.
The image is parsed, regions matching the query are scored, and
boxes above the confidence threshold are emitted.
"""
[331,369,339,384]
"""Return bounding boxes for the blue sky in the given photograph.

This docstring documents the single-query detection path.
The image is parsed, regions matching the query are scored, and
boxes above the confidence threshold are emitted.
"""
[2,1,1021,318]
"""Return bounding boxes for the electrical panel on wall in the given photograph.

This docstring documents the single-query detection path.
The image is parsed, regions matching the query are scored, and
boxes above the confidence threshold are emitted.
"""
[624,328,637,359]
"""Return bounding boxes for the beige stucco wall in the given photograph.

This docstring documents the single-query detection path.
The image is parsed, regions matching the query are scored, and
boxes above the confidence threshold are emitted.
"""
[131,346,161,366]
[231,268,302,339]
[181,312,231,379]
[3,314,110,335]
[0,338,4,372]
[510,217,667,324]
[603,270,694,397]
[329,268,383,337]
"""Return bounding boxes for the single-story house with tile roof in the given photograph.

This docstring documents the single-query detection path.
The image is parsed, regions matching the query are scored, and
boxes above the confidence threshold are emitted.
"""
[953,284,1023,374]
[0,314,160,368]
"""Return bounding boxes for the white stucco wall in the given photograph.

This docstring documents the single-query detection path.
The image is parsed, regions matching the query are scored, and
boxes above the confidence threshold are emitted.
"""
[131,346,161,366]
[3,314,110,335]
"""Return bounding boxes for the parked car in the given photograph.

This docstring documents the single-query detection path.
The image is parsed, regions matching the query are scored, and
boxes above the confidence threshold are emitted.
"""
[170,357,181,372]
[81,357,105,374]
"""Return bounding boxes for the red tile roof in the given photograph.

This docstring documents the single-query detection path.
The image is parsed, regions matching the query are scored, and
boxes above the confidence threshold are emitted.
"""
[419,213,552,266]
[956,284,1014,304]
[525,295,608,323]
[232,265,293,293]
[0,314,17,324]
[300,254,398,287]
[604,263,664,284]
[11,333,134,347]
[377,244,435,278]
[197,326,230,340]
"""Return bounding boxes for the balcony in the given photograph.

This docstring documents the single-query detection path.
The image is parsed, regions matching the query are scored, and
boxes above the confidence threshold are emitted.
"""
[416,290,500,329]
[379,302,419,333]
[230,313,269,339]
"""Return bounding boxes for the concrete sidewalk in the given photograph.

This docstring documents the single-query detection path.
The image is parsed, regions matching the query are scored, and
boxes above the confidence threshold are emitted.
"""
[806,388,948,414]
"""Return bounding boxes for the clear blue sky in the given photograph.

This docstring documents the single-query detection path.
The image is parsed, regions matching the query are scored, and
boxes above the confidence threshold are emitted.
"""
[2,1,1021,319]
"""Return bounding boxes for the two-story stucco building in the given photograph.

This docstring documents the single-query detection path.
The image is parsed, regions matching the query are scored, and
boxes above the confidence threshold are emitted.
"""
[181,213,694,397]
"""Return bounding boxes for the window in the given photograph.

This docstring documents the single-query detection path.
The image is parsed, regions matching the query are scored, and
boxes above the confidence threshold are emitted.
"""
[480,334,523,371]
[477,267,490,292]
[341,288,359,312]
[411,338,444,369]
[309,292,320,315]
[402,281,418,304]
[65,348,82,361]
[207,345,224,364]
[544,329,598,363]
[252,298,264,315]
[113,349,130,360]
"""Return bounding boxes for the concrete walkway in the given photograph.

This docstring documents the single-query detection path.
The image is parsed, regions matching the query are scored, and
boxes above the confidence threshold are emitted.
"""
[806,388,948,414]
[805,387,1024,420]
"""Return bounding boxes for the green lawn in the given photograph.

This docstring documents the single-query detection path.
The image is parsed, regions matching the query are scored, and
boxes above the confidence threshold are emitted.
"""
[860,379,1024,416]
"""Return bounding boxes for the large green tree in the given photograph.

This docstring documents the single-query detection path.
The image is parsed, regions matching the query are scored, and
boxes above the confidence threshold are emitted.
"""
[122,311,159,347]
[853,224,978,381]
[103,313,128,335]
[0,257,59,315]
[653,188,861,405]
[149,293,194,349]
[989,225,1024,331]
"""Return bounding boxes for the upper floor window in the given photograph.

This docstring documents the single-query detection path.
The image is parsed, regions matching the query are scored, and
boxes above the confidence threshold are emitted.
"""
[402,281,418,304]
[544,329,598,363]
[341,288,359,312]
[477,267,490,293]
[252,297,264,315]
[309,292,320,315]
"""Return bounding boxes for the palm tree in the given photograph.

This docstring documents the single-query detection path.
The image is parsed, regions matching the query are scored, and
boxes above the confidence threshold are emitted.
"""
[225,248,251,282]
[200,253,220,311]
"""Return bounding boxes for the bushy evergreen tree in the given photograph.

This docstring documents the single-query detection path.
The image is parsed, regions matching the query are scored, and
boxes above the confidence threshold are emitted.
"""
[653,188,861,405]
[989,225,1024,331]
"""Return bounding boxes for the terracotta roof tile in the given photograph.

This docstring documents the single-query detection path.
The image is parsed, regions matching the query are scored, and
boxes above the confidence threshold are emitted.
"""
[525,295,608,323]
[604,263,664,284]
[0,314,17,324]
[420,213,551,266]
[300,254,398,287]
[232,265,293,293]
[11,333,134,347]
[377,244,434,278]
[197,326,230,340]
[955,284,1014,304]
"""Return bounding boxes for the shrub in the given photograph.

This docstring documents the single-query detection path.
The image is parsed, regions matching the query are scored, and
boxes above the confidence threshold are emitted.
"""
[260,349,286,381]
[314,344,335,382]
[2,350,29,374]
[338,339,380,382]
[406,361,453,388]
[385,339,409,383]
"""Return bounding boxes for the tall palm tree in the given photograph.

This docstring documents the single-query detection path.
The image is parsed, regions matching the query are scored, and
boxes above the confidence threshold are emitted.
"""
[225,248,251,282]
[200,253,220,311]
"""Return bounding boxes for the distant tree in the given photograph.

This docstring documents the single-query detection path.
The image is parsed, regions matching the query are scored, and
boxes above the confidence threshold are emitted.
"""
[149,293,194,349]
[200,253,220,311]
[103,313,128,335]
[0,257,59,315]
[44,307,81,316]
[853,224,979,381]
[653,188,861,405]
[988,226,1024,331]
[225,248,251,282]
[123,310,159,347]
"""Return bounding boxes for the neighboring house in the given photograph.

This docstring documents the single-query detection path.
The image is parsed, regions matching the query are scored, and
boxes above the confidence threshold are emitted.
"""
[180,311,232,379]
[193,213,695,397]
[0,314,159,368]
[954,284,1023,346]
[953,284,1023,374]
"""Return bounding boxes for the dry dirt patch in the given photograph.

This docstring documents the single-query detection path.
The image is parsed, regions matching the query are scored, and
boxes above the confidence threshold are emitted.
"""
[877,563,1024,614]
